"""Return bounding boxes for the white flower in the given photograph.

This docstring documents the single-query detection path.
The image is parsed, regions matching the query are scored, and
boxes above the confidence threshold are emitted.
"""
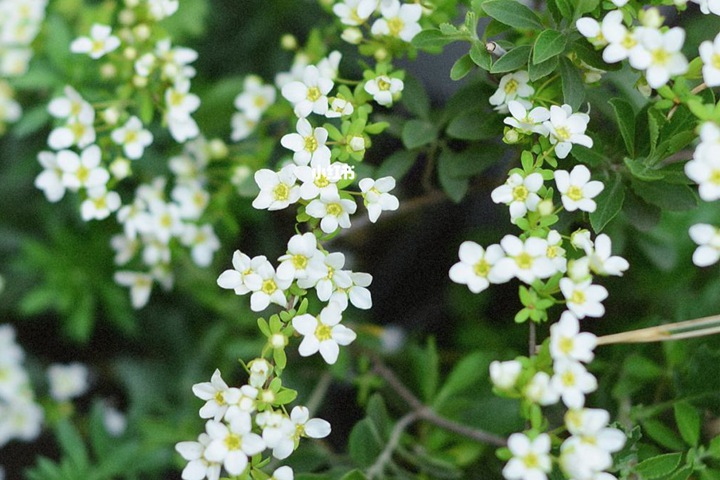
[251,261,292,311]
[48,86,93,120]
[271,466,294,480]
[364,74,404,107]
[306,190,358,234]
[551,359,597,409]
[690,223,720,266]
[204,415,265,476]
[111,116,153,160]
[371,0,422,42]
[545,230,567,273]
[502,433,552,480]
[495,235,556,284]
[277,232,324,280]
[333,0,377,26]
[503,101,550,136]
[560,277,608,319]
[34,151,66,202]
[252,165,301,211]
[576,15,607,48]
[290,406,331,440]
[70,24,120,59]
[630,27,688,89]
[234,75,276,121]
[181,224,220,267]
[564,408,626,465]
[685,142,720,201]
[81,186,121,221]
[491,172,544,222]
[554,165,604,212]
[550,311,597,363]
[281,65,333,118]
[359,176,399,222]
[142,200,184,244]
[114,271,153,308]
[489,71,533,113]
[248,358,272,388]
[318,50,343,81]
[326,96,355,118]
[543,105,593,159]
[192,369,235,421]
[297,251,352,300]
[449,242,511,293]
[48,113,96,150]
[148,0,179,19]
[57,145,109,191]
[294,165,340,200]
[691,0,720,15]
[230,112,257,141]
[166,80,200,142]
[259,412,295,460]
[280,118,332,167]
[489,360,522,390]
[699,33,720,86]
[176,432,222,480]
[172,183,210,220]
[47,363,89,401]
[292,304,357,364]
[102,404,127,437]
[587,234,629,276]
[570,229,594,252]
[328,271,373,310]
[217,252,265,295]
[524,372,560,406]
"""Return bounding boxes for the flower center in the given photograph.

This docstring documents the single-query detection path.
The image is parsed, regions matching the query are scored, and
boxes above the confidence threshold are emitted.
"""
[554,126,571,141]
[547,246,557,259]
[474,259,490,277]
[621,33,636,50]
[225,433,242,450]
[523,453,540,469]
[273,183,290,201]
[71,122,87,139]
[76,165,90,183]
[314,174,330,188]
[516,252,534,270]
[570,290,586,305]
[651,48,670,66]
[326,203,343,216]
[504,79,518,95]
[304,135,318,152]
[388,17,404,37]
[562,371,576,387]
[512,185,529,202]
[254,96,267,108]
[93,195,107,210]
[214,391,225,405]
[91,39,105,54]
[262,279,277,295]
[559,336,574,354]
[566,185,584,201]
[125,130,138,144]
[315,323,333,341]
[711,169,720,185]
[307,86,322,102]
[712,54,720,70]
[377,78,391,91]
[169,91,185,107]
[292,254,308,269]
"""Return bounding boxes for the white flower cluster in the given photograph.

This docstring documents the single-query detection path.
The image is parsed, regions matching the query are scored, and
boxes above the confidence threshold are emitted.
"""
[231,75,276,141]
[112,139,220,308]
[47,362,89,402]
[687,123,720,267]
[332,0,423,45]
[0,0,47,77]
[501,99,593,159]
[577,8,688,89]
[0,325,43,450]
[176,367,329,480]
[493,313,625,480]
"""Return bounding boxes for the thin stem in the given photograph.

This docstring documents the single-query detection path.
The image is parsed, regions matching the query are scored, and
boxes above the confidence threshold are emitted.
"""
[371,356,506,446]
[366,412,418,479]
[306,371,333,416]
[596,313,720,346]
[529,321,536,358]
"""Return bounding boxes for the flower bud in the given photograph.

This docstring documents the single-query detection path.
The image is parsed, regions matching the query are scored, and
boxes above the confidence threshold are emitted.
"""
[348,135,365,152]
[341,28,363,45]
[570,229,593,252]
[133,24,151,42]
[118,9,136,26]
[640,7,664,28]
[280,34,297,50]
[124,0,139,7]
[132,75,148,88]
[537,199,554,217]
[100,63,117,79]
[489,360,522,390]
[123,47,137,61]
[102,107,120,126]
[270,333,287,349]
[208,139,228,159]
[231,165,252,187]
[503,128,520,144]
[110,158,132,180]
[374,47,388,62]
[248,358,272,388]
[567,257,591,282]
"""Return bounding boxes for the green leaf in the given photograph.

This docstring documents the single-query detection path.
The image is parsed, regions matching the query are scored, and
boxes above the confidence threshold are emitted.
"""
[434,352,489,409]
[55,420,89,471]
[450,54,476,80]
[366,394,392,439]
[575,0,599,17]
[609,98,636,156]
[589,173,625,233]
[570,145,606,167]
[402,119,438,149]
[674,401,701,447]
[470,42,492,71]
[438,155,469,203]
[559,57,585,111]
[340,470,369,480]
[482,0,543,30]
[412,28,459,49]
[709,435,720,458]
[641,418,687,451]
[348,418,384,468]
[667,466,693,480]
[377,150,417,181]
[402,75,431,119]
[631,179,698,212]
[446,110,501,140]
[635,453,682,479]
[490,45,532,73]
[533,29,566,64]
[528,55,558,81]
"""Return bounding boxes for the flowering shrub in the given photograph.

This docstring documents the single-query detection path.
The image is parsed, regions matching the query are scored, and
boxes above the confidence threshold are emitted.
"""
[3,0,720,479]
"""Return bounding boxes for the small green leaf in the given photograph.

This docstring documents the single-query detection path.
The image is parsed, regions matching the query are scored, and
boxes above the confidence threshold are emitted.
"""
[674,401,701,447]
[340,470,369,480]
[402,75,431,119]
[490,45,532,73]
[402,119,438,149]
[470,41,492,71]
[412,29,458,49]
[589,173,625,233]
[533,29,566,64]
[348,419,384,468]
[482,0,543,30]
[642,418,687,451]
[631,179,697,212]
[609,98,636,156]
[377,150,417,181]
[528,55,558,81]
[635,453,682,479]
[55,420,89,471]
[446,110,501,140]
[450,54,476,80]
[559,57,585,111]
